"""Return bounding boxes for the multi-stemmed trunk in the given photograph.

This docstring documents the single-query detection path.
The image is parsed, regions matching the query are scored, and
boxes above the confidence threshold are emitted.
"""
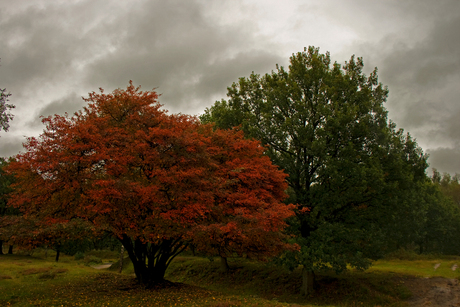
[120,234,186,285]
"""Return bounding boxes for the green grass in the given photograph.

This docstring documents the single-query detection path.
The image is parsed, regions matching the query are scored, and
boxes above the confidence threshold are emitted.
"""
[1,250,459,306]
[370,258,460,279]
[166,257,414,307]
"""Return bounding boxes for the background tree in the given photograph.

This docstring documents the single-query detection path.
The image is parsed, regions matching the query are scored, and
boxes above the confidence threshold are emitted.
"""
[0,60,14,134]
[201,47,428,295]
[418,170,460,254]
[0,157,19,254]
[433,169,460,208]
[6,82,294,285]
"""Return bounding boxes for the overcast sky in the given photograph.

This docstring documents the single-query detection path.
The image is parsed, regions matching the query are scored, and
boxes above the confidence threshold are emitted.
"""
[0,0,459,175]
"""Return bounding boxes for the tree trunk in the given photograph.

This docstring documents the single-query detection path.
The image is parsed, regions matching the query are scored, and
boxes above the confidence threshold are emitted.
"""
[219,256,229,273]
[300,267,315,296]
[55,248,60,262]
[8,245,13,255]
[119,245,124,273]
[0,240,3,255]
[120,235,186,286]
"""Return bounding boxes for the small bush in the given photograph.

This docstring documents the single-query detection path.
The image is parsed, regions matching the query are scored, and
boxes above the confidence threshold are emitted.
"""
[86,249,119,260]
[21,268,52,275]
[108,256,132,272]
[74,251,85,260]
[83,255,102,266]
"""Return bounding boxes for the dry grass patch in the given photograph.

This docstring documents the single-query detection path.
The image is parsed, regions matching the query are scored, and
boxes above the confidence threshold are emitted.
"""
[21,267,52,275]
[0,275,12,280]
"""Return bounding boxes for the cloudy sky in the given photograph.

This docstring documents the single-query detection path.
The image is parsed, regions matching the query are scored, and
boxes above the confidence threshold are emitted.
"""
[0,0,459,175]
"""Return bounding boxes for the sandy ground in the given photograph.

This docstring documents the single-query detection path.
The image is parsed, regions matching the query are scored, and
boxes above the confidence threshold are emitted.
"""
[91,263,112,270]
[405,277,460,307]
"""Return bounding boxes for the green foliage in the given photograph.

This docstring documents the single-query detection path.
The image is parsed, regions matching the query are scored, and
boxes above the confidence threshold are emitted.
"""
[416,170,460,255]
[74,251,84,260]
[0,85,14,133]
[201,47,429,285]
[83,255,102,266]
[0,157,16,216]
[0,157,20,253]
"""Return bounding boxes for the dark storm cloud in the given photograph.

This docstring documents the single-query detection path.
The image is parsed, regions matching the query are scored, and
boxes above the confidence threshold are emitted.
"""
[0,0,282,158]
[426,148,460,176]
[345,0,460,174]
[27,92,84,130]
[0,1,109,87]
[0,134,25,158]
[1,0,459,175]
[83,0,282,114]
[381,7,460,173]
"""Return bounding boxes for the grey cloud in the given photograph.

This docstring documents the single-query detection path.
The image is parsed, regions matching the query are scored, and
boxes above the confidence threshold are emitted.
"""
[83,0,281,113]
[426,147,460,175]
[382,13,460,135]
[27,92,84,129]
[334,0,460,174]
[379,6,460,173]
[2,0,459,175]
[0,134,26,158]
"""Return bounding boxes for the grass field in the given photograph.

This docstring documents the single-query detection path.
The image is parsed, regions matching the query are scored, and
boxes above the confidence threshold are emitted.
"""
[0,249,459,306]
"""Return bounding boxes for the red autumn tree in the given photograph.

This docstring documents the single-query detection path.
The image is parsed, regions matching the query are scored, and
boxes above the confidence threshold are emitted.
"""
[6,82,294,285]
[0,215,95,261]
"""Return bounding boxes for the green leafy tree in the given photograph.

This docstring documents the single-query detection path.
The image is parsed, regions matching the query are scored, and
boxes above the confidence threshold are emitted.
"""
[0,60,14,134]
[434,170,460,208]
[201,47,428,295]
[420,170,460,254]
[0,157,19,254]
[0,89,13,133]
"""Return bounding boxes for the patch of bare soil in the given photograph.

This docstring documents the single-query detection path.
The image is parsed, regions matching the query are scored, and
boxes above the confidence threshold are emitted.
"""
[404,277,460,306]
[91,263,112,270]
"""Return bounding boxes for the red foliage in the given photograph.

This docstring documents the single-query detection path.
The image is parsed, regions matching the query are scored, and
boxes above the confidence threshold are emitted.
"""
[6,82,294,281]
[0,215,95,251]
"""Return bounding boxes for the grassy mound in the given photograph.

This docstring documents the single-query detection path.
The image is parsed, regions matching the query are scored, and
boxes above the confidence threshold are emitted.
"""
[166,257,412,306]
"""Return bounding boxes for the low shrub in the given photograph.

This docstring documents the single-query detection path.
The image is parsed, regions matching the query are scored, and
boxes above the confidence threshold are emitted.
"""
[74,251,85,260]
[83,255,102,266]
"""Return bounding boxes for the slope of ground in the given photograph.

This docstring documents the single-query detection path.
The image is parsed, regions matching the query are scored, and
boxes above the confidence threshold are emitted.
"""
[404,277,460,307]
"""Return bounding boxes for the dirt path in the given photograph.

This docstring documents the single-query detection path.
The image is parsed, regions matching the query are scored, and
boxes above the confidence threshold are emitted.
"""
[91,263,112,270]
[404,277,460,306]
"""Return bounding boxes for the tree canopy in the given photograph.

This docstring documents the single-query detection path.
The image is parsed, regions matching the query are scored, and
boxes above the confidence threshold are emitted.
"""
[6,82,294,285]
[201,46,428,294]
[0,60,14,134]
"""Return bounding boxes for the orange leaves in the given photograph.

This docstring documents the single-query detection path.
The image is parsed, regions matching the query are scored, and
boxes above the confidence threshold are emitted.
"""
[6,82,295,263]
